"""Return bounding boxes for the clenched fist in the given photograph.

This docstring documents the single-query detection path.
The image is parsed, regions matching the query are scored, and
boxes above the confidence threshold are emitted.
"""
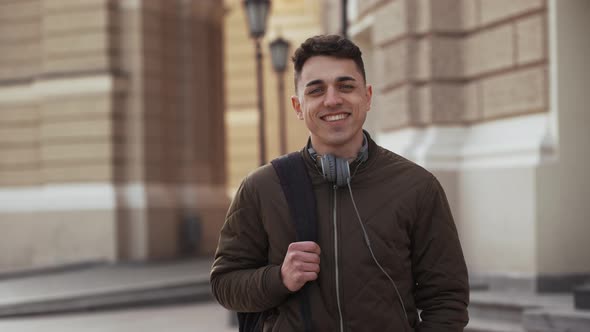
[281,241,321,292]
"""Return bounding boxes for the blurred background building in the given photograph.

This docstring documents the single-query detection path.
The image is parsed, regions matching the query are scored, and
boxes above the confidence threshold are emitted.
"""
[0,0,228,270]
[0,0,588,319]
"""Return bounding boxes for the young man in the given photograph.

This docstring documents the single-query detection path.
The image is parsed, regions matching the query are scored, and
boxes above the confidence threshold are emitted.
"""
[211,35,469,331]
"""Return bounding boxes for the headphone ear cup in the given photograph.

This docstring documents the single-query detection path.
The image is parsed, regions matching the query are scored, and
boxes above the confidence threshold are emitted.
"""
[335,157,350,187]
[320,154,337,184]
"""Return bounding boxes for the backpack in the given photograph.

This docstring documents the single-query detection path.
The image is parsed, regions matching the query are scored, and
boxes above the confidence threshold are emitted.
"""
[236,152,317,332]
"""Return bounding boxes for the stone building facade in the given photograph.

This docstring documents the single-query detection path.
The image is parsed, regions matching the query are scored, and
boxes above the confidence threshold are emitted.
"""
[0,0,228,270]
[323,0,590,293]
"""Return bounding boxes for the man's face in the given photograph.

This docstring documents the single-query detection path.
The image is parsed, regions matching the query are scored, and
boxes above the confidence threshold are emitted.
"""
[291,56,372,156]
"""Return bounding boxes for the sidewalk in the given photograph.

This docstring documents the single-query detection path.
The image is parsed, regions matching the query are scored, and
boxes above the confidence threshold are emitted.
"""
[0,303,236,332]
[3,258,588,331]
[0,258,215,317]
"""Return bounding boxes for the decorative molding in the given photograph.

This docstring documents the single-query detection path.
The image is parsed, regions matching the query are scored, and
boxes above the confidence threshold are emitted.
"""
[226,109,259,126]
[0,74,128,105]
[35,75,128,98]
[376,112,555,169]
[0,82,37,104]
[0,184,116,212]
[0,183,229,212]
[118,0,141,10]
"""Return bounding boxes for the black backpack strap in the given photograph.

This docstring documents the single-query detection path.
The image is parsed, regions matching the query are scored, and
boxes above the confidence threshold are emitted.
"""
[237,311,267,332]
[271,152,318,243]
[271,152,317,332]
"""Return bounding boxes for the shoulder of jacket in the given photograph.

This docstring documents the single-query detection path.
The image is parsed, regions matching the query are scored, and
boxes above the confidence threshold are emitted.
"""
[373,145,434,179]
[246,163,278,181]
[240,163,281,194]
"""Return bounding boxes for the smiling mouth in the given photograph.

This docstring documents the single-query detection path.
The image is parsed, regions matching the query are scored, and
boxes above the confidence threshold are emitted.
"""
[321,113,349,122]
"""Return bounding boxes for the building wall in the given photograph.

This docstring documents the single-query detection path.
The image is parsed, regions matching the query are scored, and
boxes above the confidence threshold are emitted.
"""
[352,0,548,129]
[0,0,119,270]
[114,0,228,261]
[0,0,228,270]
[536,0,590,277]
[224,0,322,193]
[346,0,590,292]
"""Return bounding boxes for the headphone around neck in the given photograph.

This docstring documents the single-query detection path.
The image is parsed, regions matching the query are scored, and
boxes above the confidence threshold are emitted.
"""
[307,134,369,187]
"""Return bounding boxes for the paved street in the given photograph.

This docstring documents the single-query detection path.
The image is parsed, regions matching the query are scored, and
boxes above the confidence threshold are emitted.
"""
[0,302,237,332]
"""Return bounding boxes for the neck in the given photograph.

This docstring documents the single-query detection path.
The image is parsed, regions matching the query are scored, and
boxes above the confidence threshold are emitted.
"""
[310,133,364,161]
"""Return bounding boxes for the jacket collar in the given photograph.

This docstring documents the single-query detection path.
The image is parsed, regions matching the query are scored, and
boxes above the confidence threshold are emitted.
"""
[300,130,379,186]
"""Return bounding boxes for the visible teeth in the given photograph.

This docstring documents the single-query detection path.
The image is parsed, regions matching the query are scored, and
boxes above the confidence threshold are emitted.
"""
[323,114,348,122]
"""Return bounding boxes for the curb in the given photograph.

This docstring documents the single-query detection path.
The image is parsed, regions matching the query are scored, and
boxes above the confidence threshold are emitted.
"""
[0,280,213,317]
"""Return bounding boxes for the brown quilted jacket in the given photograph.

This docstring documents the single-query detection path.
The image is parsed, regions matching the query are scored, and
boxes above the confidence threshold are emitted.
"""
[210,135,469,331]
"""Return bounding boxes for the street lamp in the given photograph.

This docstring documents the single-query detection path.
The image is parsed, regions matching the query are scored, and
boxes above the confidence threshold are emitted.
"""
[342,0,348,38]
[269,36,290,155]
[243,0,271,165]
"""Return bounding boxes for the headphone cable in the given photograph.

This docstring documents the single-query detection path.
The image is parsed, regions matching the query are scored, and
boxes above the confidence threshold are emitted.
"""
[346,179,409,323]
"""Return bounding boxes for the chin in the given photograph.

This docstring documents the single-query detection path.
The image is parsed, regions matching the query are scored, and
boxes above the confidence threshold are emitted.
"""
[322,132,354,146]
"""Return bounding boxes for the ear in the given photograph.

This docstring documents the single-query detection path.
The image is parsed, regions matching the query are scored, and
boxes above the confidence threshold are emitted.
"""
[291,95,304,120]
[365,84,373,112]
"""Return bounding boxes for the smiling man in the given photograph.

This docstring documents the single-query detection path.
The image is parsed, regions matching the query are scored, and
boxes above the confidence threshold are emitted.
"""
[211,35,469,332]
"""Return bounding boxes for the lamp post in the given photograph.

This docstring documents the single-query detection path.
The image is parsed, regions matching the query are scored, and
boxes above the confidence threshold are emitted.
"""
[342,0,348,37]
[243,0,271,165]
[269,36,290,156]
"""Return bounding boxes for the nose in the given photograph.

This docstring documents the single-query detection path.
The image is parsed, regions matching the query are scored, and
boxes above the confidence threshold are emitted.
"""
[323,86,342,108]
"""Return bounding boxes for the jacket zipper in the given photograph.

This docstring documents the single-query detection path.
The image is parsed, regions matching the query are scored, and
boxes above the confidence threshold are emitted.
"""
[333,185,344,332]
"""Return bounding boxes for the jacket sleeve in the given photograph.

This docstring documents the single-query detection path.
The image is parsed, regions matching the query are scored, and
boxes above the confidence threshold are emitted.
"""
[210,175,292,312]
[412,175,469,331]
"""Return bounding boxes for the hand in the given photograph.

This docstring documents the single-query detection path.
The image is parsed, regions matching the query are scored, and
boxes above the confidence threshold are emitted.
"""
[281,241,321,292]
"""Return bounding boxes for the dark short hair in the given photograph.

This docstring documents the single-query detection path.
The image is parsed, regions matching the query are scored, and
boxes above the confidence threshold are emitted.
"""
[291,35,366,92]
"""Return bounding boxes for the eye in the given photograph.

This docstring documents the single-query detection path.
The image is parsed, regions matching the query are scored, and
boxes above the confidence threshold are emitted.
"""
[307,87,324,95]
[339,84,354,91]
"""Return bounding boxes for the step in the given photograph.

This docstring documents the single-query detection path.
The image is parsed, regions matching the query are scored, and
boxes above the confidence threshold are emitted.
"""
[469,291,572,324]
[470,281,490,291]
[0,258,214,317]
[524,308,590,332]
[469,292,539,324]
[574,283,590,310]
[0,280,213,317]
[466,318,524,332]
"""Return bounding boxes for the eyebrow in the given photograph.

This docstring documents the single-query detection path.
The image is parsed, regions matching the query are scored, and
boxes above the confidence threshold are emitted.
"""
[304,76,357,88]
